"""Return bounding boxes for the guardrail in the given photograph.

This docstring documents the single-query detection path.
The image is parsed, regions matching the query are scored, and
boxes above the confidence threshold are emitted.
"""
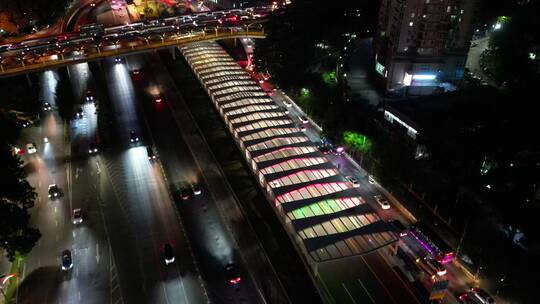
[0,28,265,77]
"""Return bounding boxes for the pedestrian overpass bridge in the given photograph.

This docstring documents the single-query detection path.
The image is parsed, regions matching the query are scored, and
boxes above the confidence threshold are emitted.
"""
[0,27,265,78]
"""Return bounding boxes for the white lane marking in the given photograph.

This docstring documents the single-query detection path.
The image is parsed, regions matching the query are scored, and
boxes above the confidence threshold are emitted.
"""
[55,220,58,227]
[54,206,57,213]
[342,282,360,304]
[78,291,81,301]
[22,263,26,280]
[76,268,79,277]
[96,243,100,264]
[72,230,76,238]
[355,279,376,304]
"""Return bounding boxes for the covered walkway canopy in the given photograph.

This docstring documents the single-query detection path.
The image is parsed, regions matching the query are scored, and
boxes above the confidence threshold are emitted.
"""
[180,42,397,263]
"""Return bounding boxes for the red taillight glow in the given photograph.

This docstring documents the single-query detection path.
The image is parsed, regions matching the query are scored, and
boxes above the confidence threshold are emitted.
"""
[229,277,241,284]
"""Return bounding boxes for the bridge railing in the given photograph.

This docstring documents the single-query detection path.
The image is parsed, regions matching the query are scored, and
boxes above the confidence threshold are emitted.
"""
[0,27,265,77]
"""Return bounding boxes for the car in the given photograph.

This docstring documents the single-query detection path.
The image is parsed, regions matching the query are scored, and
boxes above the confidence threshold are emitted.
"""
[130,131,139,143]
[18,120,32,128]
[368,175,376,184]
[192,184,201,195]
[298,115,309,124]
[72,208,83,224]
[132,69,140,75]
[43,102,52,111]
[180,188,190,200]
[146,146,156,160]
[225,264,241,284]
[114,57,121,63]
[26,143,37,154]
[388,219,408,237]
[279,106,289,114]
[297,124,306,132]
[426,258,446,276]
[345,176,360,187]
[154,96,162,103]
[88,142,98,154]
[319,145,332,154]
[76,107,84,118]
[218,14,240,26]
[85,91,94,101]
[48,184,61,198]
[283,100,292,107]
[469,288,495,304]
[375,195,391,210]
[332,146,345,156]
[471,42,478,47]
[163,243,175,264]
[61,250,73,270]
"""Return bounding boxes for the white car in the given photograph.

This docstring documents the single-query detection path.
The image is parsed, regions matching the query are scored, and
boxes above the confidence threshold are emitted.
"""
[375,195,391,210]
[346,176,360,187]
[72,208,83,224]
[297,124,306,132]
[298,115,309,124]
[283,100,292,107]
[26,143,37,154]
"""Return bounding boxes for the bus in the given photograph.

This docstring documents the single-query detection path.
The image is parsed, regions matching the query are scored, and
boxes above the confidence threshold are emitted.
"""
[79,23,105,37]
[409,222,454,264]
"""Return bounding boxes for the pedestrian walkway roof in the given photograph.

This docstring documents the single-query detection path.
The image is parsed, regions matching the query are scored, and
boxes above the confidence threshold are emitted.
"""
[180,42,397,262]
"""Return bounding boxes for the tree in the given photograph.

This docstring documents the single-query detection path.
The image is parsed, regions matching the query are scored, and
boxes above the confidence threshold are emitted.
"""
[0,115,41,261]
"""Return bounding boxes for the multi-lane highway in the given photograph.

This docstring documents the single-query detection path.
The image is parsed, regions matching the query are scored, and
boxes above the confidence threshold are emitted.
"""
[11,47,273,303]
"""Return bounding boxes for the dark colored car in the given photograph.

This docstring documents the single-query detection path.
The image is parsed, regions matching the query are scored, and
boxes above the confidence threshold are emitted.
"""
[76,107,84,118]
[225,264,241,284]
[43,102,52,111]
[164,243,175,264]
[192,184,201,195]
[61,250,73,270]
[388,219,408,237]
[319,145,332,154]
[146,146,156,160]
[48,184,61,198]
[130,131,139,143]
[85,90,94,101]
[88,142,98,154]
[180,188,190,200]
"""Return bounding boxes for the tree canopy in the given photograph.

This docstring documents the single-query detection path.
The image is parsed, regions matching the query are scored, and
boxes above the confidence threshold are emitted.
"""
[0,114,41,261]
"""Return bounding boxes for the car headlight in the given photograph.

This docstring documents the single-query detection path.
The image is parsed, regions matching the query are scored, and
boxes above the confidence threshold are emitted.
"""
[48,194,52,197]
[130,139,134,142]
[55,193,58,196]
[94,148,98,152]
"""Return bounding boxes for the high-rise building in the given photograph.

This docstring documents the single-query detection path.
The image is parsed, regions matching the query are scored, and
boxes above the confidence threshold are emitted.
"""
[374,0,478,94]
